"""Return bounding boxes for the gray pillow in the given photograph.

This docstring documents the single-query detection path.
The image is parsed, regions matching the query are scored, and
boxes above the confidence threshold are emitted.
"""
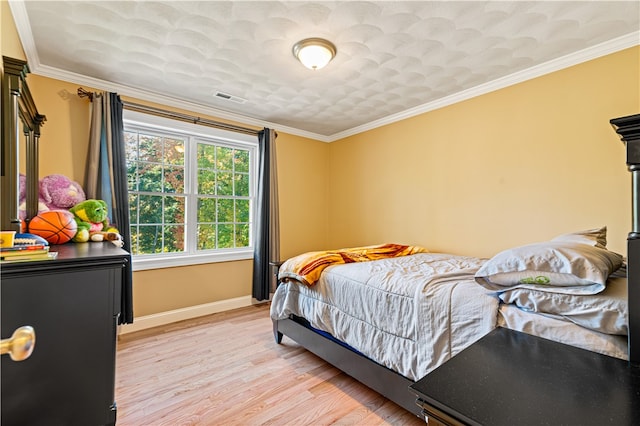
[475,240,623,295]
[499,270,628,335]
[550,226,607,249]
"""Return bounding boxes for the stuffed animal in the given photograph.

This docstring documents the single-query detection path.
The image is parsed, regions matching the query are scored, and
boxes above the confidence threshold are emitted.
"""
[39,174,86,211]
[90,227,124,247]
[18,173,50,220]
[69,199,110,243]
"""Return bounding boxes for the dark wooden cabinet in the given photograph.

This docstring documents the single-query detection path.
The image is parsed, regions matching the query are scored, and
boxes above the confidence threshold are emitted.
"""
[1,243,129,426]
[410,327,640,426]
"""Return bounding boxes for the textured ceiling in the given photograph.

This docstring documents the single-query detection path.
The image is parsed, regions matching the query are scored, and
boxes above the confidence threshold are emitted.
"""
[10,1,640,141]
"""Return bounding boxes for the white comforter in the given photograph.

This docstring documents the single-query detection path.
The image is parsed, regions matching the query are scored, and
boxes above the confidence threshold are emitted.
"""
[270,252,499,381]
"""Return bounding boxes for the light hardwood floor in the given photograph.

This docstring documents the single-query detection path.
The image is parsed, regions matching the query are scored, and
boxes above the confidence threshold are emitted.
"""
[115,304,425,425]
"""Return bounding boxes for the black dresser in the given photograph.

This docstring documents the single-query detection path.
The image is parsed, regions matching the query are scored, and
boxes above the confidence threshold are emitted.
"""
[409,327,640,426]
[1,243,129,426]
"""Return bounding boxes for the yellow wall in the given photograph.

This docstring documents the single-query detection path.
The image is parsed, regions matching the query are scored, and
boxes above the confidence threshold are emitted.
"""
[276,133,330,260]
[1,0,25,60]
[328,47,639,257]
[4,4,638,317]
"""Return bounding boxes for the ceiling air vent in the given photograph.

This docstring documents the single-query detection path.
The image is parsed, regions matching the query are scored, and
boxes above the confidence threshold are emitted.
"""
[214,91,247,104]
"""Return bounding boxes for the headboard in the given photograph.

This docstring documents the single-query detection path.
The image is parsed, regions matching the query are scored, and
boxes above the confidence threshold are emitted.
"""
[610,113,640,365]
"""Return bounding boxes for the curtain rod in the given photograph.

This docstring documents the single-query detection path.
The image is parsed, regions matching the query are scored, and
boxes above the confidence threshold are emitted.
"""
[77,88,260,136]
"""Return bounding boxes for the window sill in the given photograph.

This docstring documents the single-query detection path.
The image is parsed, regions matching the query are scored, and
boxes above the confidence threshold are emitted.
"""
[131,249,253,271]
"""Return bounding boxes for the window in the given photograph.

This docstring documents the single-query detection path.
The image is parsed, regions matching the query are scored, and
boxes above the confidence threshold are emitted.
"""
[123,110,258,270]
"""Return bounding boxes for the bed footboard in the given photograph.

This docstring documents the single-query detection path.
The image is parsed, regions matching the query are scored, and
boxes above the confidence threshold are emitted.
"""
[273,317,423,417]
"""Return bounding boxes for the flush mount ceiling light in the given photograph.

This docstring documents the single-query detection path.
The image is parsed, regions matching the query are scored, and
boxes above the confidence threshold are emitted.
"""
[292,38,337,70]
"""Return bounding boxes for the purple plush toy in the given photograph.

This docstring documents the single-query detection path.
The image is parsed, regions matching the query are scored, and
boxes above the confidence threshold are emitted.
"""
[18,173,49,220]
[18,174,86,220]
[39,174,86,211]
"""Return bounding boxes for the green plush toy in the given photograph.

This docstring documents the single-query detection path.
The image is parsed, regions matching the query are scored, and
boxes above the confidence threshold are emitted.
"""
[69,199,109,243]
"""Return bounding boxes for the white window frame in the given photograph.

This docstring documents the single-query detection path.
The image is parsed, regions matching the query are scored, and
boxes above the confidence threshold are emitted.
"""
[123,110,258,271]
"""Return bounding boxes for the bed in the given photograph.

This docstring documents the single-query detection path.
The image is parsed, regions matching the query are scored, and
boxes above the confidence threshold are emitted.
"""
[270,113,640,417]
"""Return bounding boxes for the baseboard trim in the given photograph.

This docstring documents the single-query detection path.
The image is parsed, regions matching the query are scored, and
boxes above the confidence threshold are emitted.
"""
[119,295,254,335]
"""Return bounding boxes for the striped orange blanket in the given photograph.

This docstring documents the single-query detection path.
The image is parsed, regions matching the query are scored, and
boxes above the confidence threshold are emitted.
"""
[278,243,429,286]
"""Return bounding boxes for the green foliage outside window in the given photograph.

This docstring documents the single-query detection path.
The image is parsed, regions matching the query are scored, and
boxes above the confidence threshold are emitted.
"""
[125,128,252,256]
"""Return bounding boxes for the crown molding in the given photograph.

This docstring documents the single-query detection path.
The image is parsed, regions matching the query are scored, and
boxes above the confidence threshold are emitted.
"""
[32,63,331,142]
[8,0,38,65]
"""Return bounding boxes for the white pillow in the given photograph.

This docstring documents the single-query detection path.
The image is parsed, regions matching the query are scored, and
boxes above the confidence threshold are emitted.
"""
[550,226,607,249]
[499,270,628,335]
[498,304,628,359]
[475,240,623,295]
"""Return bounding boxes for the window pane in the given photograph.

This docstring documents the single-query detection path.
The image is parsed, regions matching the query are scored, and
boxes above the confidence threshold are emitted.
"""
[197,224,216,250]
[128,193,139,223]
[129,226,139,254]
[198,169,216,195]
[198,144,216,168]
[235,173,249,196]
[127,163,139,191]
[139,134,163,162]
[139,163,163,192]
[139,225,163,254]
[234,150,249,173]
[164,196,185,224]
[217,172,233,196]
[164,166,184,193]
[163,225,185,252]
[235,223,250,247]
[217,224,234,248]
[236,199,249,223]
[197,198,216,222]
[125,132,138,163]
[139,195,163,224]
[216,146,233,170]
[217,198,234,223]
[164,138,185,165]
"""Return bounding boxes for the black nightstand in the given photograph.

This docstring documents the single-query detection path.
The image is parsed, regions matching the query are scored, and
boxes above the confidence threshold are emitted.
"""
[409,327,640,426]
[270,260,284,284]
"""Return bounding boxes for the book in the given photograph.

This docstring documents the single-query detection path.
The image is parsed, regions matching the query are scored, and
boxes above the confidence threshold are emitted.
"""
[1,251,57,262]
[0,244,48,253]
[13,233,50,246]
[0,247,49,258]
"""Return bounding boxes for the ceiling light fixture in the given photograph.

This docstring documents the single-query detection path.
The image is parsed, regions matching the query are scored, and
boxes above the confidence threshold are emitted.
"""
[292,38,337,70]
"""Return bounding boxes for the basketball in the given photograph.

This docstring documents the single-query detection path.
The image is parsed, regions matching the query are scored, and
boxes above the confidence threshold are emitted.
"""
[28,211,78,244]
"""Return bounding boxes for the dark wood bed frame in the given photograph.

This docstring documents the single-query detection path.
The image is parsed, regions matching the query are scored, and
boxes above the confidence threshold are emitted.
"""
[612,113,640,366]
[273,113,640,417]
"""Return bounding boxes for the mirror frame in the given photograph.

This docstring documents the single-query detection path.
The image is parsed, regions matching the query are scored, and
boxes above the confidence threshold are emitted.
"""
[1,56,46,231]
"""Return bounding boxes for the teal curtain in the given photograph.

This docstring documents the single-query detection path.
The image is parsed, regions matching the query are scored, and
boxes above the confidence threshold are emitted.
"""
[85,92,133,324]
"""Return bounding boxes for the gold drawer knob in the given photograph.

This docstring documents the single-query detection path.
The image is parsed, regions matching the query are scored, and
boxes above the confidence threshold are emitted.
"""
[1,326,36,361]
